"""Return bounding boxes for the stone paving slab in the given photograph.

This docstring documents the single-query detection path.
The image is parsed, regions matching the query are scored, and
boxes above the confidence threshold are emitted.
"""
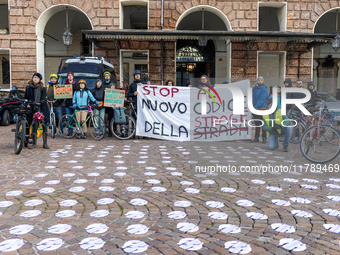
[0,125,340,254]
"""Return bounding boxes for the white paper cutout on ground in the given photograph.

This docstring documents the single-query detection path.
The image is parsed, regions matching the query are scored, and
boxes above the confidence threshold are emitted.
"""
[126,224,149,234]
[289,197,311,204]
[97,198,115,205]
[279,238,306,252]
[130,198,148,206]
[114,172,126,176]
[125,211,145,219]
[171,172,183,176]
[177,238,203,251]
[86,223,109,234]
[271,223,295,233]
[93,160,103,163]
[39,187,55,194]
[19,180,36,185]
[272,199,291,206]
[284,178,299,183]
[152,187,167,192]
[208,212,228,220]
[0,239,25,252]
[206,201,224,208]
[224,241,252,254]
[328,195,340,202]
[6,190,23,196]
[177,222,199,232]
[0,201,13,207]
[24,199,43,206]
[101,179,115,183]
[20,210,41,218]
[126,186,141,192]
[301,184,318,189]
[147,179,161,184]
[324,224,340,233]
[303,178,319,183]
[99,186,115,192]
[144,172,156,176]
[63,173,75,177]
[45,180,60,185]
[48,160,58,163]
[251,180,266,184]
[44,166,56,169]
[221,187,236,193]
[79,237,105,250]
[326,184,340,189]
[34,174,48,178]
[266,186,282,192]
[74,179,88,184]
[90,210,110,218]
[69,186,85,192]
[237,200,254,207]
[72,166,83,169]
[55,210,76,218]
[9,224,34,235]
[201,180,215,184]
[167,211,187,219]
[68,160,78,163]
[185,188,200,194]
[323,209,340,217]
[330,178,340,182]
[74,155,83,157]
[180,181,194,185]
[174,201,192,207]
[122,240,148,253]
[219,224,241,234]
[95,166,106,170]
[60,200,78,207]
[114,155,123,158]
[246,212,268,220]
[88,173,100,176]
[145,167,157,170]
[48,224,72,234]
[166,167,177,171]
[291,210,313,218]
[115,161,125,164]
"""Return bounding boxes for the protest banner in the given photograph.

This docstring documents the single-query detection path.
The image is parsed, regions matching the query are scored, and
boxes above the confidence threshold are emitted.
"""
[53,84,73,99]
[104,89,125,107]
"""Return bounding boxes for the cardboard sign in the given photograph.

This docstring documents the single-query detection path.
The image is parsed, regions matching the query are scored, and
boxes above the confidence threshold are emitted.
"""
[104,89,125,107]
[54,84,73,99]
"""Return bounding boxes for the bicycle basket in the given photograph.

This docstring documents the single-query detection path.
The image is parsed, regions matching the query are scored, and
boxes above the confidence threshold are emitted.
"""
[11,106,33,115]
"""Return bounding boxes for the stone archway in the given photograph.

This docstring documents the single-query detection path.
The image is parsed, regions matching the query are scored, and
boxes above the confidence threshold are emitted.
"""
[36,4,93,80]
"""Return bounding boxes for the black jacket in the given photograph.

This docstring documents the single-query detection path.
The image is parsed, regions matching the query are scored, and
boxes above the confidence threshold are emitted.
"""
[25,82,50,124]
[91,84,110,109]
[127,79,143,105]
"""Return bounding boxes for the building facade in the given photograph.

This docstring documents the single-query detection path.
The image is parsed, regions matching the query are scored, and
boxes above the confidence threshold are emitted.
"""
[0,0,339,95]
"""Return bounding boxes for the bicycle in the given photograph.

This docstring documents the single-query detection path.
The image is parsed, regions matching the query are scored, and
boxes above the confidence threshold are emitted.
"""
[47,99,58,138]
[10,99,44,154]
[58,104,105,141]
[109,100,136,140]
[300,101,340,163]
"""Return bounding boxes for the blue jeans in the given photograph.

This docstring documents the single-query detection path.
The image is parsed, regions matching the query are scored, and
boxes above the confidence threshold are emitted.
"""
[66,107,75,134]
[268,127,292,150]
[49,106,63,134]
[94,108,105,134]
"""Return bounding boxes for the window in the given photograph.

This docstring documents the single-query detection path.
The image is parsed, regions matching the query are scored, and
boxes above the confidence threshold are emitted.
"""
[258,52,286,88]
[258,3,286,32]
[122,5,147,29]
[0,2,9,34]
[81,33,91,56]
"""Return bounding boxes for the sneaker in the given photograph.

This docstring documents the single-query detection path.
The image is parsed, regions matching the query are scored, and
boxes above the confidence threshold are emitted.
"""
[283,146,289,152]
[82,133,86,139]
[77,133,81,139]
[96,134,100,139]
[68,132,73,137]
[250,138,259,143]
[262,138,267,143]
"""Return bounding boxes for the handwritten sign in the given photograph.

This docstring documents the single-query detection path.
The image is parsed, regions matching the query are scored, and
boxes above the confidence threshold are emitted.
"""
[54,84,73,99]
[104,89,125,107]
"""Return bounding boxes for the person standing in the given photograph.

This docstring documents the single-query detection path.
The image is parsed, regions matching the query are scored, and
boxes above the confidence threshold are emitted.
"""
[127,70,143,118]
[165,80,174,86]
[64,72,77,136]
[251,76,268,143]
[146,79,151,85]
[262,98,292,152]
[307,81,317,106]
[25,73,50,149]
[72,80,99,139]
[90,79,106,139]
[47,74,64,136]
[293,79,306,100]
[103,71,116,136]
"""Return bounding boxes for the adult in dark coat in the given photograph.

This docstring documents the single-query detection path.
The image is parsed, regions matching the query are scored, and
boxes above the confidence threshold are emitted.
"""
[64,72,77,136]
[127,70,143,118]
[25,72,50,149]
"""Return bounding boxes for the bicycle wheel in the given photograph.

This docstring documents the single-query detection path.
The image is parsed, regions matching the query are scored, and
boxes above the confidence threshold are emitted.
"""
[289,122,306,144]
[300,125,340,163]
[110,116,136,140]
[50,112,56,138]
[89,114,105,141]
[14,119,25,155]
[59,114,76,139]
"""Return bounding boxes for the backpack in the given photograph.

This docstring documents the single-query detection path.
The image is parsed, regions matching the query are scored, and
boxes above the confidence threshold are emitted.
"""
[113,107,126,124]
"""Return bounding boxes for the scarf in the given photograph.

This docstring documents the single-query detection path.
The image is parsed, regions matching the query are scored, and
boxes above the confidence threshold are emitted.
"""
[29,83,41,103]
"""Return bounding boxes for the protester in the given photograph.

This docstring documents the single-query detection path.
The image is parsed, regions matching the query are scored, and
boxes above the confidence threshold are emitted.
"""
[64,72,77,136]
[262,98,292,152]
[72,80,99,139]
[127,70,143,118]
[47,74,64,136]
[90,79,106,139]
[200,74,211,87]
[186,81,191,87]
[25,72,50,149]
[165,80,174,86]
[146,79,151,85]
[103,71,116,89]
[251,76,268,143]
[293,79,306,99]
[307,81,317,106]
[269,86,281,109]
[283,78,294,109]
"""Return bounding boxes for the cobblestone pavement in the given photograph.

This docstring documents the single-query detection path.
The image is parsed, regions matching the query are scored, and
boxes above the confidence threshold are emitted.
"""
[0,124,340,254]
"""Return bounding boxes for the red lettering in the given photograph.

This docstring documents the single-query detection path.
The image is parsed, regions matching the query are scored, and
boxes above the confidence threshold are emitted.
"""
[197,89,206,100]
[195,117,202,128]
[143,86,150,95]
[160,88,170,97]
[171,87,179,97]
[150,86,158,96]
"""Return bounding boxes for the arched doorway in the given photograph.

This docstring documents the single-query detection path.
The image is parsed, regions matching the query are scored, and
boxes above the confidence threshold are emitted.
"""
[176,6,231,86]
[313,9,340,95]
[36,5,93,80]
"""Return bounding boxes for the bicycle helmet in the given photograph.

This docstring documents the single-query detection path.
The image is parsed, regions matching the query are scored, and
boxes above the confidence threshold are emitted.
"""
[12,86,18,89]
[33,112,45,123]
[50,74,58,80]
[103,71,111,77]
[133,70,141,76]
[78,79,86,85]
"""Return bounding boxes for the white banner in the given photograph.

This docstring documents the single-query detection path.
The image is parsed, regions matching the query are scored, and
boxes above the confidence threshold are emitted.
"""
[137,80,252,141]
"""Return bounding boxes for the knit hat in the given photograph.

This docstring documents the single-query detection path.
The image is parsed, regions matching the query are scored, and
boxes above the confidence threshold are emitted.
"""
[33,72,42,81]
[307,81,315,90]
[67,72,74,77]
[283,78,292,87]
[257,76,264,82]
[50,74,58,80]
[96,79,102,84]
